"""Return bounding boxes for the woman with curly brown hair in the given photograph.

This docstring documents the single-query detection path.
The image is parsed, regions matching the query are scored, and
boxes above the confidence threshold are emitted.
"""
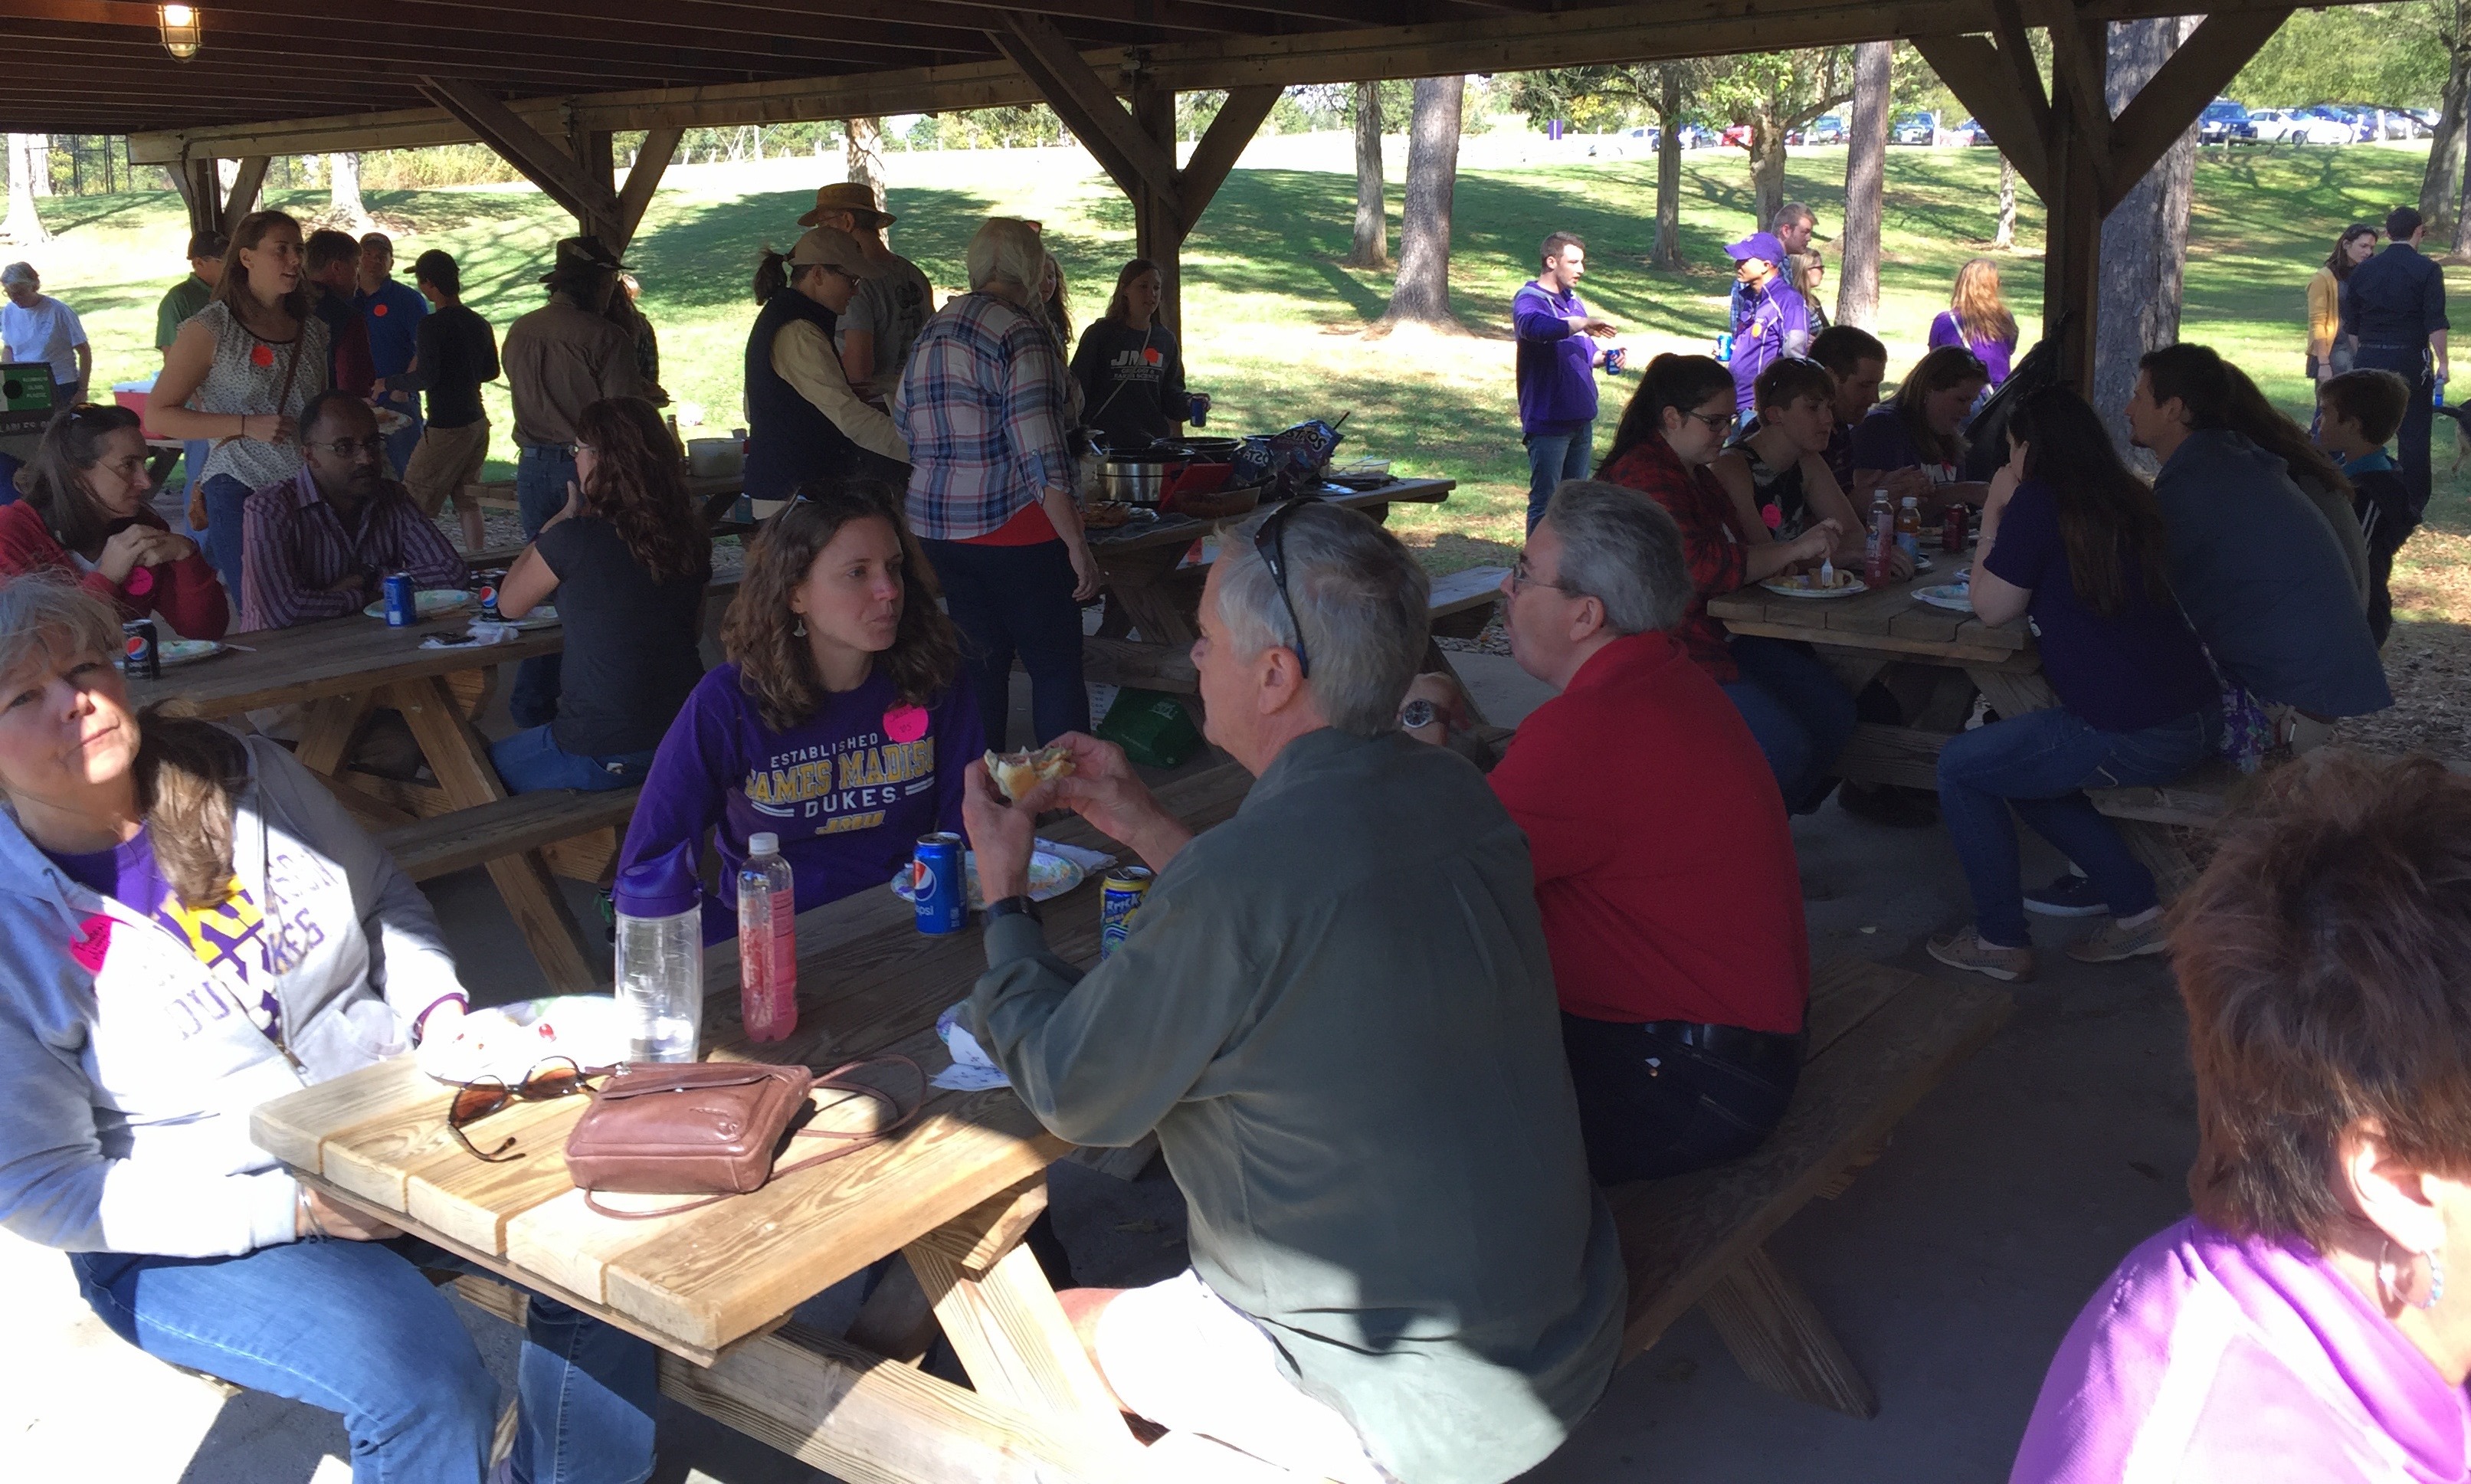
[489,395,710,794]
[2015,750,2471,1482]
[617,480,982,939]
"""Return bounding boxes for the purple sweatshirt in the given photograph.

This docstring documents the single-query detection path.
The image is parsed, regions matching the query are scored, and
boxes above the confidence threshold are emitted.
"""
[619,661,984,942]
[1730,279,1811,414]
[1513,280,1600,435]
[2014,1217,2471,1483]
[1930,310,2015,387]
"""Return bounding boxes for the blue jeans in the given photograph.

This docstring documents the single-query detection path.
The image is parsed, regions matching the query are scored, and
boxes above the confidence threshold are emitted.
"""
[183,437,211,497]
[492,725,656,794]
[512,444,576,729]
[1720,634,1858,814]
[919,536,1090,751]
[202,471,255,605]
[1938,706,2217,948]
[70,1236,656,1484]
[1523,421,1594,532]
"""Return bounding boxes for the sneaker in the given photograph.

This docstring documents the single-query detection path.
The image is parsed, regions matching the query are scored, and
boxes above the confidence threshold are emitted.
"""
[2024,870,2109,918]
[1838,781,1941,828]
[2067,914,2172,964]
[1929,929,2038,983]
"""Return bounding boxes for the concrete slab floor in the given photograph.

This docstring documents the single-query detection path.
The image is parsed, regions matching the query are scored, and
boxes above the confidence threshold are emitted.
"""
[1,651,2200,1482]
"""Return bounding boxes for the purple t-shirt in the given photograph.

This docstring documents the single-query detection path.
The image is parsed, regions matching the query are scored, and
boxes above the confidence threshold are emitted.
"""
[619,661,984,942]
[1929,310,2014,387]
[1983,480,2216,732]
[2013,1217,2471,1483]
[44,826,283,1042]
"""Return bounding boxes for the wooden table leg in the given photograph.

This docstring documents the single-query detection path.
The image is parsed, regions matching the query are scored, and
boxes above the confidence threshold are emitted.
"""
[295,690,378,777]
[388,675,600,994]
[1698,1243,1878,1420]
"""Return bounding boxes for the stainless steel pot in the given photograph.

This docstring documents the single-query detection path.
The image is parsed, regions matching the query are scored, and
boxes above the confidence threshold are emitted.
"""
[1098,455,1177,506]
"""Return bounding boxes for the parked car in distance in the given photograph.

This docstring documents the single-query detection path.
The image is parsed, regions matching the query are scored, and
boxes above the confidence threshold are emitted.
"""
[2198,100,2248,145]
[1804,115,1847,145]
[1892,110,1938,145]
[1719,123,1755,148]
[2240,108,2352,145]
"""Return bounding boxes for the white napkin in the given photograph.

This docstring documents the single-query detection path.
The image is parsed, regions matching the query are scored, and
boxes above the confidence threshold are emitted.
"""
[933,1001,1011,1091]
[420,621,519,650]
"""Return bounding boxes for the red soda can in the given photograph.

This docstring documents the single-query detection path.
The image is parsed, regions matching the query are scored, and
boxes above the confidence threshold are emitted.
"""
[1943,502,1968,555]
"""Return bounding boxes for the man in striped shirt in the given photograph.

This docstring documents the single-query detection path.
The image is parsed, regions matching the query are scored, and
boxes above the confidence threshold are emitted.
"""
[240,391,468,631]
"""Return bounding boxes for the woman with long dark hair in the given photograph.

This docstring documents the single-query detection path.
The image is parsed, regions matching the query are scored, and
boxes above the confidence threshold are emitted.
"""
[1069,257,1189,447]
[0,578,659,1482]
[1599,354,1851,813]
[0,404,227,637]
[618,480,983,939]
[490,395,710,794]
[2308,223,2378,385]
[1929,386,2219,983]
[145,210,331,602]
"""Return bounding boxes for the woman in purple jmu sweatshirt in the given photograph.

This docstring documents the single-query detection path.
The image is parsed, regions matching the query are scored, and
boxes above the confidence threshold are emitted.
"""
[2014,751,2471,1484]
[618,482,982,942]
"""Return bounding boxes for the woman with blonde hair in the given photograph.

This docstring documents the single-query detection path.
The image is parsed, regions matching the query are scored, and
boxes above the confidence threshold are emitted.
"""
[0,578,658,1482]
[1929,257,2019,388]
[894,216,1097,749]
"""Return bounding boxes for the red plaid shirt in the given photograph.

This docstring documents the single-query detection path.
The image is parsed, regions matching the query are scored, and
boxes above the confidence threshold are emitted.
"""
[1601,437,1748,683]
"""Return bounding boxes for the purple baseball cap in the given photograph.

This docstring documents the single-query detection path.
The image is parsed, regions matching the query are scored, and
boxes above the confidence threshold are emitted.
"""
[1725,231,1787,265]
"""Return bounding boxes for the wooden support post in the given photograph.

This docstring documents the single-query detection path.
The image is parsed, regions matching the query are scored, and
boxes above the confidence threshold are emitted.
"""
[219,156,270,235]
[569,126,617,241]
[609,127,682,254]
[1128,72,1182,337]
[1699,1243,1879,1420]
[2043,50,2106,391]
[415,76,621,241]
[2102,9,2292,211]
[178,158,220,238]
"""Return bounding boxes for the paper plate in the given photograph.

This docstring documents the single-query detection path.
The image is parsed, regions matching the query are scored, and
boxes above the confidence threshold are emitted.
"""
[158,638,226,668]
[362,588,471,619]
[415,994,630,1086]
[1912,584,1975,613]
[891,850,1084,909]
[505,604,559,631]
[1761,574,1869,599]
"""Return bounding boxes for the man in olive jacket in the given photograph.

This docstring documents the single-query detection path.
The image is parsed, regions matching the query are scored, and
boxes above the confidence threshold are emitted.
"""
[962,502,1622,1484]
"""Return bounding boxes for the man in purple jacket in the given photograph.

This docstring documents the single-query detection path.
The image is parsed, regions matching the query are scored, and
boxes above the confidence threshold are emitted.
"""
[1513,232,1618,531]
[1725,231,1811,416]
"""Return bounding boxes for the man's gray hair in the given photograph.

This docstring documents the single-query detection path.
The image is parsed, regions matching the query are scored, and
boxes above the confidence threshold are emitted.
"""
[1214,503,1430,737]
[1775,200,1816,228]
[1542,481,1691,637]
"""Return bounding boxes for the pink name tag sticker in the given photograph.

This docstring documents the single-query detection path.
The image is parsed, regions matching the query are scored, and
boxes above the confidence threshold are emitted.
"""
[70,916,112,975]
[883,704,929,744]
[125,566,156,598]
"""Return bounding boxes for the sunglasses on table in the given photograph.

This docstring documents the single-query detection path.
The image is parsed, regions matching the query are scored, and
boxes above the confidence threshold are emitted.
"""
[1252,495,1327,680]
[447,1056,609,1163]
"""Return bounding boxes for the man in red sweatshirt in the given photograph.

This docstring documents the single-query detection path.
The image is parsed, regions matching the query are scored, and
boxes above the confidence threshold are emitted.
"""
[1404,479,1809,1184]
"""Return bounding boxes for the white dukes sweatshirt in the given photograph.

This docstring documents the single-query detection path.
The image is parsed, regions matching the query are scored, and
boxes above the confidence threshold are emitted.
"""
[0,733,465,1257]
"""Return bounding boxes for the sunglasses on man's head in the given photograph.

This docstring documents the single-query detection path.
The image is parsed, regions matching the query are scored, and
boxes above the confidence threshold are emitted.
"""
[447,1057,607,1163]
[1254,495,1327,680]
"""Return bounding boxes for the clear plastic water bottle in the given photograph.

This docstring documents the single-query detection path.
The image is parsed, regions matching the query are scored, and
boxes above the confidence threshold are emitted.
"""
[736,832,798,1044]
[612,840,703,1063]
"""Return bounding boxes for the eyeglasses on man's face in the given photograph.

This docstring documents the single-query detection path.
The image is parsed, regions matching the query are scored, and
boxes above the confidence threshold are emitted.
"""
[313,436,388,460]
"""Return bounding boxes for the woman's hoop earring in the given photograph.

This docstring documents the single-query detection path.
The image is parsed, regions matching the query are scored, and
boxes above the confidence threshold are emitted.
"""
[2379,1240,2446,1311]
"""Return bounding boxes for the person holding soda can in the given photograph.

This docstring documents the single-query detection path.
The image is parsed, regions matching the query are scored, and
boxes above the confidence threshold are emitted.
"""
[1513,231,1620,533]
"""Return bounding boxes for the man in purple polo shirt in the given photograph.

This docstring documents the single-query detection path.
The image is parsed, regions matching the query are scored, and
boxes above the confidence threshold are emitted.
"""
[1513,231,1618,531]
[1725,231,1811,416]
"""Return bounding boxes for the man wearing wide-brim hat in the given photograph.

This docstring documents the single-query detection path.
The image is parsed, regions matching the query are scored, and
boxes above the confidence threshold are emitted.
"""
[797,182,937,405]
[500,233,648,725]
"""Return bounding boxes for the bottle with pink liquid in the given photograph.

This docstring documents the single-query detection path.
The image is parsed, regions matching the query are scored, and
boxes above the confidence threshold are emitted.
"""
[736,832,797,1043]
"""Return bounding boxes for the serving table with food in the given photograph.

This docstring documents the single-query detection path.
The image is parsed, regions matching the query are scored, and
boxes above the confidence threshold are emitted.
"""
[248,760,1267,1484]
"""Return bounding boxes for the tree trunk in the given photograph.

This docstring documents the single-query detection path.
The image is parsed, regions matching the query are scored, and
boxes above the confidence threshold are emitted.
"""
[1837,41,1891,328]
[1996,156,2017,249]
[1654,67,1684,270]
[847,117,888,212]
[328,152,369,228]
[2457,133,2471,254]
[2096,17,2202,458]
[1385,75,1464,326]
[2,135,50,243]
[2423,45,2471,232]
[1748,115,1788,230]
[1347,81,1389,269]
[27,135,49,197]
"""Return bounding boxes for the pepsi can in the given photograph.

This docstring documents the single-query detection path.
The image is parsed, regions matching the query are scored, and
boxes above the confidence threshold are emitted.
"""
[382,572,417,627]
[120,620,159,680]
[1603,346,1627,376]
[1187,392,1211,428]
[912,832,965,935]
[477,569,507,622]
[1099,866,1155,960]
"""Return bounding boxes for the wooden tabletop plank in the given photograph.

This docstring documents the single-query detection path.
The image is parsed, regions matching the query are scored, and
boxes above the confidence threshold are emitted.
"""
[1886,604,1966,642]
[249,1053,437,1174]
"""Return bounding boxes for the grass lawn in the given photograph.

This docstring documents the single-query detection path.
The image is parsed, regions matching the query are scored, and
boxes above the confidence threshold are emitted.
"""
[16,136,2468,686]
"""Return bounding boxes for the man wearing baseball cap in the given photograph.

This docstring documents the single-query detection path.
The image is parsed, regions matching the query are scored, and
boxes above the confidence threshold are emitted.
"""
[1723,231,1810,416]
[798,182,936,404]
[744,225,909,506]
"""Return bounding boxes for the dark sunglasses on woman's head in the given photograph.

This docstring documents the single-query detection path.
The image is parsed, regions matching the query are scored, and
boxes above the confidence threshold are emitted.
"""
[447,1056,607,1163]
[1254,495,1326,680]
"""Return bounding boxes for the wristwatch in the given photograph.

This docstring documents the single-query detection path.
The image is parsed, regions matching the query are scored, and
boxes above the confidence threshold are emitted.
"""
[1398,698,1437,732]
[983,894,1042,925]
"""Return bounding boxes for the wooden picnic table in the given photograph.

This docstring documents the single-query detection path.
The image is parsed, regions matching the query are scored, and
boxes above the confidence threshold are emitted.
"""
[130,568,743,994]
[250,762,1263,1484]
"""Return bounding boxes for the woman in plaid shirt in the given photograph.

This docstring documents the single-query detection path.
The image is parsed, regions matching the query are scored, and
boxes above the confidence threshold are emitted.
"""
[894,218,1099,749]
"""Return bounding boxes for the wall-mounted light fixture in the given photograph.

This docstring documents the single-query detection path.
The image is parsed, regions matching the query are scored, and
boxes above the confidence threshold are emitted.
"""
[159,5,202,61]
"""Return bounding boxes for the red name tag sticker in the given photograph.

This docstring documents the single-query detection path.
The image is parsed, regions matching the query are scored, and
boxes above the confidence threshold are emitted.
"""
[250,344,274,368]
[372,303,388,316]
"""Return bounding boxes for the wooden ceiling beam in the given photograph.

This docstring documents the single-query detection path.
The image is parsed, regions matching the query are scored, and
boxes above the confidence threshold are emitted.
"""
[611,128,684,252]
[1908,32,2051,200]
[2102,7,2290,211]
[991,14,1181,204]
[416,76,621,232]
[0,41,798,94]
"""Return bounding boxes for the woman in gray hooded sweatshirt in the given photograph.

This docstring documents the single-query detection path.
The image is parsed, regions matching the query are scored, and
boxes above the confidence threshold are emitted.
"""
[0,578,657,1484]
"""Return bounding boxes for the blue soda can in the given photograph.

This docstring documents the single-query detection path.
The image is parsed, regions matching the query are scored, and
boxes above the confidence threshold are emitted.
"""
[1603,346,1627,376]
[1099,866,1155,960]
[1187,392,1211,428]
[912,832,965,935]
[1715,331,1735,363]
[476,569,507,622]
[120,620,159,680]
[382,572,417,627]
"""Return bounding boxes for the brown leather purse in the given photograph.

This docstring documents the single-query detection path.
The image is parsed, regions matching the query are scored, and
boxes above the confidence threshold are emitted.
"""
[563,1057,923,1219]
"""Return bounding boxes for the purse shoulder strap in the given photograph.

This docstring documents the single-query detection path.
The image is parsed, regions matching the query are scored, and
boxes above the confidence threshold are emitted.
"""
[583,1054,928,1220]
